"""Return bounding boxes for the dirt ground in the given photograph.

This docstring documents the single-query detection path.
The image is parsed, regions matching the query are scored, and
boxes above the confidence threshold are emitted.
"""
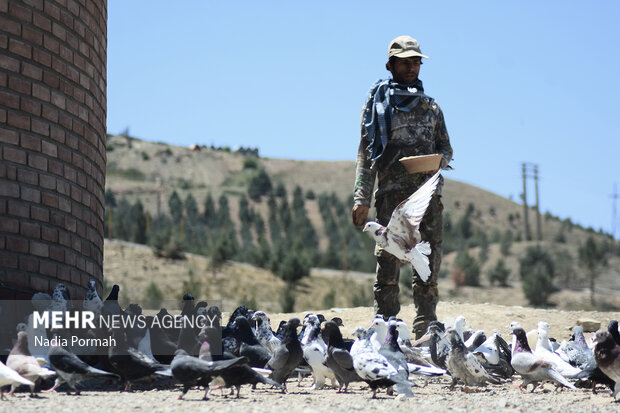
[4,301,620,413]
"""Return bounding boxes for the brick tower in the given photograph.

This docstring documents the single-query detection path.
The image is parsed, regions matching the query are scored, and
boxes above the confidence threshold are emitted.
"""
[0,0,107,300]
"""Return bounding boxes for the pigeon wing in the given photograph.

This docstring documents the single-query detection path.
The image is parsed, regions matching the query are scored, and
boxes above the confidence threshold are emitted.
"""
[386,171,441,248]
[267,345,290,371]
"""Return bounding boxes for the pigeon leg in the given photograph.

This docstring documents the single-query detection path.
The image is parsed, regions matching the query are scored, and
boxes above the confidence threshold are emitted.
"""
[0,389,5,401]
[236,385,241,398]
[123,381,131,392]
[612,382,620,399]
[42,382,60,393]
[202,387,210,401]
[449,377,458,391]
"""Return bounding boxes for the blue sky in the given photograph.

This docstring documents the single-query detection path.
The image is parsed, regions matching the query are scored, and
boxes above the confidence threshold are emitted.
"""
[107,1,619,237]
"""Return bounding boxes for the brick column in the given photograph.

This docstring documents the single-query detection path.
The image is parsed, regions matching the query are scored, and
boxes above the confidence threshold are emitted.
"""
[0,0,107,299]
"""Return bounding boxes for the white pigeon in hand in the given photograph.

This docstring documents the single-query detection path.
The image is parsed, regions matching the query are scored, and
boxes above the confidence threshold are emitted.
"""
[363,170,441,282]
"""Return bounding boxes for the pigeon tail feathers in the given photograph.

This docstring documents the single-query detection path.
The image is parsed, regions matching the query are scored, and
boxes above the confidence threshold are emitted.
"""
[409,241,431,282]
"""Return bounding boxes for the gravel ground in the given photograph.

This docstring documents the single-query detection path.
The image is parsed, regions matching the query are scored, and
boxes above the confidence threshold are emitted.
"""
[5,375,620,413]
[3,301,620,412]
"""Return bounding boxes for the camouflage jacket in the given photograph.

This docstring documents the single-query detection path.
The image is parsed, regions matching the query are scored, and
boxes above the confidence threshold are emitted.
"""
[353,95,453,207]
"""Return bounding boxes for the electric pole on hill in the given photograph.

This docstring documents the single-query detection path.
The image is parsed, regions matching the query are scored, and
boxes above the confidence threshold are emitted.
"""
[522,163,531,241]
[611,182,619,239]
[533,165,542,241]
[521,163,542,241]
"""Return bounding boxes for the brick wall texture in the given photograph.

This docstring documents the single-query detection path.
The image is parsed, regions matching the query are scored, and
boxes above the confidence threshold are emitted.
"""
[0,0,107,300]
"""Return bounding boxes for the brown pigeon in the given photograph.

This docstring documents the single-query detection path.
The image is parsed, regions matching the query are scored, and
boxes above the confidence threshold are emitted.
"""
[6,331,56,395]
[594,329,620,399]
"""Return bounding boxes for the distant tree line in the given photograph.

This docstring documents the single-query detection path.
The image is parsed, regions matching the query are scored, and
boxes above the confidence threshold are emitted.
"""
[104,170,377,289]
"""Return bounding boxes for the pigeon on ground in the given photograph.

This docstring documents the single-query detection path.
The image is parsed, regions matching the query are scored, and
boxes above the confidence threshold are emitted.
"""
[445,328,501,389]
[83,279,103,317]
[102,285,124,318]
[322,321,362,392]
[379,324,415,396]
[362,170,441,282]
[108,329,171,391]
[0,360,35,400]
[301,315,336,389]
[464,330,487,352]
[50,283,72,311]
[393,320,434,368]
[6,331,56,395]
[351,328,414,398]
[370,317,388,351]
[607,320,620,345]
[199,341,283,398]
[235,316,271,368]
[594,329,620,399]
[473,332,514,379]
[534,322,582,378]
[252,311,281,354]
[45,341,119,394]
[561,326,612,392]
[146,314,177,365]
[266,318,303,390]
[171,349,247,400]
[428,322,450,370]
[510,327,575,391]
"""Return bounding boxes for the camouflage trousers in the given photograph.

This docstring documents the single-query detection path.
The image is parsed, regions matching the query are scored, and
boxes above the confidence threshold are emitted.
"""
[373,191,443,339]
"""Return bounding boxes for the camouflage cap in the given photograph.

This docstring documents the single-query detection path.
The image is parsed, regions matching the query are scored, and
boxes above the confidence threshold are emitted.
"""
[388,36,429,59]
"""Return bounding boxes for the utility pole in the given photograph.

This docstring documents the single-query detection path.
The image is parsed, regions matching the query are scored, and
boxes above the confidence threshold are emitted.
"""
[611,182,618,239]
[522,163,531,241]
[533,165,542,241]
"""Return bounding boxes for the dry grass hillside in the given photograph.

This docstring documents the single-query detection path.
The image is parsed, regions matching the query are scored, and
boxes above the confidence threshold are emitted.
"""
[104,134,619,310]
[103,240,620,314]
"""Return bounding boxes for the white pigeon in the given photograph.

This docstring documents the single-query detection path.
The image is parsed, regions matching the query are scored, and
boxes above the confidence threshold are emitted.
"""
[351,329,414,398]
[362,170,441,282]
[534,323,581,378]
[301,316,336,389]
[474,332,501,365]
[0,360,35,400]
[369,317,388,351]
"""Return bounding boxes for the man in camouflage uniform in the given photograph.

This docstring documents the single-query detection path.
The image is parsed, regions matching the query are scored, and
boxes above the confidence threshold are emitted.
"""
[352,36,453,339]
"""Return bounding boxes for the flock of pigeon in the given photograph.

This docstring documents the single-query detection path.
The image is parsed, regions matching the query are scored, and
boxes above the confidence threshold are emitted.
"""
[1,281,620,403]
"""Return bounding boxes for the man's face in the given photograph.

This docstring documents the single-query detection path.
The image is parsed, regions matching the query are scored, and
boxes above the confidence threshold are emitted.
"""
[388,57,422,84]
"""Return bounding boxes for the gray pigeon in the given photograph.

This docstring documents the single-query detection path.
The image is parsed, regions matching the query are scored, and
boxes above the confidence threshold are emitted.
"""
[83,279,103,317]
[362,170,441,281]
[593,329,620,399]
[445,328,501,389]
[322,321,363,392]
[45,341,119,394]
[108,328,171,391]
[510,327,575,391]
[171,349,247,400]
[266,318,303,391]
[252,311,281,354]
[379,324,415,397]
[428,322,450,370]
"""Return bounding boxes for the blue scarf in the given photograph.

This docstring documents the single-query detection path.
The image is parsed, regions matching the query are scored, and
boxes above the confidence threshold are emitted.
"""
[362,79,433,163]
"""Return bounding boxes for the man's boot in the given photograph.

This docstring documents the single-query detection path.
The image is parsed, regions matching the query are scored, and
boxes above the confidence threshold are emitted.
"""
[412,282,439,339]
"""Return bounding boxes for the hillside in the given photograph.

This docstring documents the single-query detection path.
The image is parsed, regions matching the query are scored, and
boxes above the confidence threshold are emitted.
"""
[103,134,619,306]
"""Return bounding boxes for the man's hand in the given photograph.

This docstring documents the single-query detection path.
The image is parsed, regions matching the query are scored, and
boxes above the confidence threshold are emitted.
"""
[351,205,369,228]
